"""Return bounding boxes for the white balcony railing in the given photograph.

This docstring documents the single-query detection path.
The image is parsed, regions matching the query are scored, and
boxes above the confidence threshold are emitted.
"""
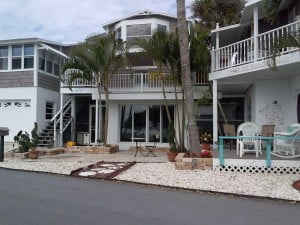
[62,70,208,92]
[211,20,300,72]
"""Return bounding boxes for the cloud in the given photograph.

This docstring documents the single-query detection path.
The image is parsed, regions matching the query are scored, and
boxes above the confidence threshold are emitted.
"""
[0,0,195,43]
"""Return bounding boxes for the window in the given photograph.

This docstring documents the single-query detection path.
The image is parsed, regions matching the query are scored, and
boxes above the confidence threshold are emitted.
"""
[24,44,34,68]
[115,27,122,40]
[120,105,174,143]
[157,24,167,32]
[53,56,60,76]
[46,53,53,74]
[126,24,151,43]
[12,45,22,69]
[39,50,45,71]
[45,102,54,120]
[0,46,8,70]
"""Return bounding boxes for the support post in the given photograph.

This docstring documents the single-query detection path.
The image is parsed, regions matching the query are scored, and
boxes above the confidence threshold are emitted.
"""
[266,139,272,167]
[215,23,220,70]
[253,5,259,61]
[95,99,99,144]
[213,80,218,149]
[219,137,224,166]
[59,93,64,146]
[71,96,76,141]
[0,136,4,162]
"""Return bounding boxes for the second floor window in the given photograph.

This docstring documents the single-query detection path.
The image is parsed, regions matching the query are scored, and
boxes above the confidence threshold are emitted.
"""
[126,24,151,43]
[24,44,34,69]
[12,45,22,69]
[0,46,8,70]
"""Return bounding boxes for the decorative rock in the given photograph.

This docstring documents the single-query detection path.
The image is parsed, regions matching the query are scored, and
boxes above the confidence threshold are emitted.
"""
[79,171,97,176]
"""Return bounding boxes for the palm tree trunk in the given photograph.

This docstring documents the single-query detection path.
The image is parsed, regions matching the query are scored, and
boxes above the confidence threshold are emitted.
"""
[174,80,182,151]
[177,0,200,153]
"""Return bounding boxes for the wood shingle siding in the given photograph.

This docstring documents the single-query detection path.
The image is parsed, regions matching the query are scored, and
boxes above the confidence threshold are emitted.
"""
[0,71,34,88]
[38,72,60,91]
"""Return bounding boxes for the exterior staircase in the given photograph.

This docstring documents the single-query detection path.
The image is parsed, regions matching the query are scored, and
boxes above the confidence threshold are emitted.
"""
[37,97,73,147]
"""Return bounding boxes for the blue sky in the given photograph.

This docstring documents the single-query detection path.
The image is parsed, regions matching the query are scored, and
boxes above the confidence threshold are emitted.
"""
[0,0,194,44]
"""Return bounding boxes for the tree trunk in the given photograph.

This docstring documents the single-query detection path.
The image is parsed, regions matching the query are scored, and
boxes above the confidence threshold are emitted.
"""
[177,0,200,153]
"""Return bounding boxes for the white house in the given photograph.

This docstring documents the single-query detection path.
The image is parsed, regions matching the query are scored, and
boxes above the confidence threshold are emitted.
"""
[0,38,69,150]
[209,0,300,173]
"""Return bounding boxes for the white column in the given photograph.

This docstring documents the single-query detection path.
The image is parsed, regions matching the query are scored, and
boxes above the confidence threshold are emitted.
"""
[33,42,38,86]
[213,80,218,148]
[71,96,76,141]
[95,99,99,144]
[253,5,259,61]
[99,101,102,143]
[59,93,64,146]
[215,23,220,70]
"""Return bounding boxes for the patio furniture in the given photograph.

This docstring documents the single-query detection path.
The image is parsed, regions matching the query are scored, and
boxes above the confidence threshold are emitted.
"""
[260,125,275,150]
[131,137,146,157]
[144,134,159,157]
[237,122,261,157]
[273,124,300,155]
[223,124,236,151]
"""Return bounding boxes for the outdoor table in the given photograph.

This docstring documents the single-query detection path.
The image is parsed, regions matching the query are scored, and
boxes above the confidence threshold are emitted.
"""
[131,137,145,157]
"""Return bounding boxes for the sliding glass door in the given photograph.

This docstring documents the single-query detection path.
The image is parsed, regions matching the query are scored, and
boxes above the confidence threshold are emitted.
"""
[120,105,174,143]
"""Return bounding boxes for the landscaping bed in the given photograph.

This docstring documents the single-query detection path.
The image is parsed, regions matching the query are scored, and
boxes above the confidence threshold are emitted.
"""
[64,145,119,154]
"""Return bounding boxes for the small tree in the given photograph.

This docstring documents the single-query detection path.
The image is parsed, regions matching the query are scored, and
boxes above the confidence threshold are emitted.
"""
[14,123,39,153]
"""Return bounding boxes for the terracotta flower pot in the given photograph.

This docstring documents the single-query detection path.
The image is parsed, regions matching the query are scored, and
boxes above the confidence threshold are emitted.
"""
[201,143,211,151]
[167,152,178,162]
[28,149,39,159]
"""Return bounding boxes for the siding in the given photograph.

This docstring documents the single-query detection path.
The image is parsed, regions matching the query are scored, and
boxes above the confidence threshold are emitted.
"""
[0,70,34,88]
[38,72,60,92]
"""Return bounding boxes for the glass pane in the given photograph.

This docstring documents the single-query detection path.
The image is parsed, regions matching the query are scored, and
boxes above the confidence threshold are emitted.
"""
[46,60,53,73]
[12,45,22,56]
[24,57,33,68]
[39,57,45,70]
[162,105,174,142]
[0,58,8,70]
[12,58,21,69]
[120,105,133,141]
[127,24,151,36]
[149,105,160,142]
[157,24,167,32]
[24,44,34,55]
[0,46,8,57]
[134,105,146,139]
[53,64,59,76]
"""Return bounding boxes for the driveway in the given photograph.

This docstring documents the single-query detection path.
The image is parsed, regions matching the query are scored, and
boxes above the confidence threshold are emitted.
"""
[0,169,298,225]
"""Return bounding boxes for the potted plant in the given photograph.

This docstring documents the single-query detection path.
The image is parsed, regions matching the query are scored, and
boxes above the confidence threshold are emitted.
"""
[14,123,40,159]
[200,132,212,151]
[167,122,178,162]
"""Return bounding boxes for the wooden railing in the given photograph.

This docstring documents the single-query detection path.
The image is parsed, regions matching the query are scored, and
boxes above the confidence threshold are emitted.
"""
[211,20,300,72]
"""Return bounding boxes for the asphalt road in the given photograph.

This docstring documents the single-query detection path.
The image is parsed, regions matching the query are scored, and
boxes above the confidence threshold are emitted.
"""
[0,169,298,225]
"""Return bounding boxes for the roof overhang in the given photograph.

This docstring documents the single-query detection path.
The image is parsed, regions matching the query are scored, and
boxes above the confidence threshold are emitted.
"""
[39,43,69,59]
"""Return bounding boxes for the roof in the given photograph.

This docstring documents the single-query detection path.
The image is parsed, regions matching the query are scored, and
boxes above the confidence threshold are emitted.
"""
[102,9,178,29]
[0,37,74,46]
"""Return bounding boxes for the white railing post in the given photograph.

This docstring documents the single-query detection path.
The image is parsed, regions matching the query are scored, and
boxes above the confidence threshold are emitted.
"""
[211,47,215,72]
[253,5,259,61]
[141,73,144,93]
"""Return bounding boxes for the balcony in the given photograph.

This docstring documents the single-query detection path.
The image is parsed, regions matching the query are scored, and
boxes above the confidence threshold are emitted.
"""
[211,20,300,73]
[61,70,208,93]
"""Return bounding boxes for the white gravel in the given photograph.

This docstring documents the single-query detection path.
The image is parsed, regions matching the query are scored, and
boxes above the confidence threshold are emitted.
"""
[115,162,300,201]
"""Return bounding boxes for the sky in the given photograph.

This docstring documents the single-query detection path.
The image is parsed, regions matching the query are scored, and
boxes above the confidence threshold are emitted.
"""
[0,0,194,44]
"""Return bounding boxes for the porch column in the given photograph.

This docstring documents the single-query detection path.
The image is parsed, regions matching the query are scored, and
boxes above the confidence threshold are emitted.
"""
[99,101,102,143]
[253,5,259,61]
[213,80,218,149]
[95,99,99,144]
[59,93,64,146]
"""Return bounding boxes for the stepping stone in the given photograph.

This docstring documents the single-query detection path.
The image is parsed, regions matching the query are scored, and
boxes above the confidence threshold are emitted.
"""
[79,171,97,177]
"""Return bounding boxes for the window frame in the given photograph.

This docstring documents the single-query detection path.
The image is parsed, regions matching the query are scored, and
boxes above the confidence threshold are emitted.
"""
[0,46,8,70]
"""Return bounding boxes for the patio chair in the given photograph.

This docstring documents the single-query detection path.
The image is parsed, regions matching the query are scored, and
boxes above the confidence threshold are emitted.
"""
[260,125,275,150]
[144,133,159,157]
[223,124,236,151]
[237,122,261,157]
[273,124,300,156]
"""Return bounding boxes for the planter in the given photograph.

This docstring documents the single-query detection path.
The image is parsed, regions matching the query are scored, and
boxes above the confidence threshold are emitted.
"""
[201,143,211,151]
[167,152,178,162]
[28,150,39,159]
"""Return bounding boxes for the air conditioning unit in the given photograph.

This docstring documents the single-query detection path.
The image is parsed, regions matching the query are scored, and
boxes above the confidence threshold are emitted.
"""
[77,132,90,145]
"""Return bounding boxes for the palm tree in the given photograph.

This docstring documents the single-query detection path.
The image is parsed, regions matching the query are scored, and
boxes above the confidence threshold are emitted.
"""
[263,0,282,25]
[62,34,127,145]
[177,0,201,153]
[133,31,180,148]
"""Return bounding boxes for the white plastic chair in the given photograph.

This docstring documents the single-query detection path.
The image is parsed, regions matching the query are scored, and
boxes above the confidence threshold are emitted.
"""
[237,122,261,157]
[273,124,300,156]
